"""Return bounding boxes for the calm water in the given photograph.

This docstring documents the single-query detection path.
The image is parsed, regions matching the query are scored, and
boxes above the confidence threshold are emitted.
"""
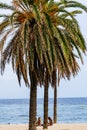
[0,98,87,124]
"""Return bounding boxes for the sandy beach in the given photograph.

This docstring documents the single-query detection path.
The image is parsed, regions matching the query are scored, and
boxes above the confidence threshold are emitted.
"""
[0,124,87,130]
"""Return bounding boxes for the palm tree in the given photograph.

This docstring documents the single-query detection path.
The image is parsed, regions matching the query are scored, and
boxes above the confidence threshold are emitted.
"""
[43,69,49,129]
[54,81,57,123]
[52,69,57,123]
[0,0,87,130]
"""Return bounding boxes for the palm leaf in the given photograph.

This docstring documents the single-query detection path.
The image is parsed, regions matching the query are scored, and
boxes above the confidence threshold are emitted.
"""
[0,2,15,10]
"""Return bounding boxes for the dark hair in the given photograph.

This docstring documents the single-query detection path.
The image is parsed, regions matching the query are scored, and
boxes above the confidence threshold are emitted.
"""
[48,117,51,120]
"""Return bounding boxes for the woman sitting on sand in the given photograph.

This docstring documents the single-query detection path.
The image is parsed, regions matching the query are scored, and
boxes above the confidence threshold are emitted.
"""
[36,117,42,126]
[48,117,53,126]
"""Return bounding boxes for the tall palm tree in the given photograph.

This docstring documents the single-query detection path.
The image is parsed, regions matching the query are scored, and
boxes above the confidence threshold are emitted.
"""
[0,0,87,130]
[52,69,57,123]
[43,69,49,129]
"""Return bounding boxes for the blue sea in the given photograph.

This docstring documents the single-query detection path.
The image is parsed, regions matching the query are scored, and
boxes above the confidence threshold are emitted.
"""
[0,97,87,124]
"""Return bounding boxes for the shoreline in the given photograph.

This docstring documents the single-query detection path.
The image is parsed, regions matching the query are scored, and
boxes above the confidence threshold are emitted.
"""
[0,123,87,130]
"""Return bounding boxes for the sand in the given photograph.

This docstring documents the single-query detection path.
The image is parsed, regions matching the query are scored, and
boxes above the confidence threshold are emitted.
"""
[0,124,87,130]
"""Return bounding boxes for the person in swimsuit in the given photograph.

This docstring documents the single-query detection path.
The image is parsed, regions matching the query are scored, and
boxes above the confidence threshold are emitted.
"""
[48,117,53,126]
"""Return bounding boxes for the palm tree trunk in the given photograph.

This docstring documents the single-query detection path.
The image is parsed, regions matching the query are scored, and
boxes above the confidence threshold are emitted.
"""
[43,84,48,129]
[29,79,37,130]
[54,84,57,123]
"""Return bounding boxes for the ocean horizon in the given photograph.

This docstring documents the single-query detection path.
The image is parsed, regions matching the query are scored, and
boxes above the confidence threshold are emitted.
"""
[0,97,87,124]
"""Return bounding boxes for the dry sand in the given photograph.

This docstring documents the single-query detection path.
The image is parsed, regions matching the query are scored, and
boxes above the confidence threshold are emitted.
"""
[0,124,87,130]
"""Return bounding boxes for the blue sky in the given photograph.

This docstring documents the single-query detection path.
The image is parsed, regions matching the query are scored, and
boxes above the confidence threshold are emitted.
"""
[0,0,87,99]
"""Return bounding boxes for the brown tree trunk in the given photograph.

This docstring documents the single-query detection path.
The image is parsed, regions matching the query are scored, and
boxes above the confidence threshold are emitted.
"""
[54,84,57,123]
[29,76,37,130]
[43,81,48,129]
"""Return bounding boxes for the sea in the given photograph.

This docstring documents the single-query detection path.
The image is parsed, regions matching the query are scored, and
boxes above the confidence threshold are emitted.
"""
[0,97,87,124]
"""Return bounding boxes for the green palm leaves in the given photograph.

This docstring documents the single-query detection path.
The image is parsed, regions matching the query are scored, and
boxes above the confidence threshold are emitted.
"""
[0,0,87,86]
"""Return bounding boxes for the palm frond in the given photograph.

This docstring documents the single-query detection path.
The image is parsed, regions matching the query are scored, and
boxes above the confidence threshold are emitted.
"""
[0,2,15,10]
[65,0,87,12]
[0,29,12,52]
[0,19,10,34]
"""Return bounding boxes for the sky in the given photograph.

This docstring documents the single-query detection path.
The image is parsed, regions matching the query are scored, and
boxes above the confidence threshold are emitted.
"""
[0,0,87,99]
